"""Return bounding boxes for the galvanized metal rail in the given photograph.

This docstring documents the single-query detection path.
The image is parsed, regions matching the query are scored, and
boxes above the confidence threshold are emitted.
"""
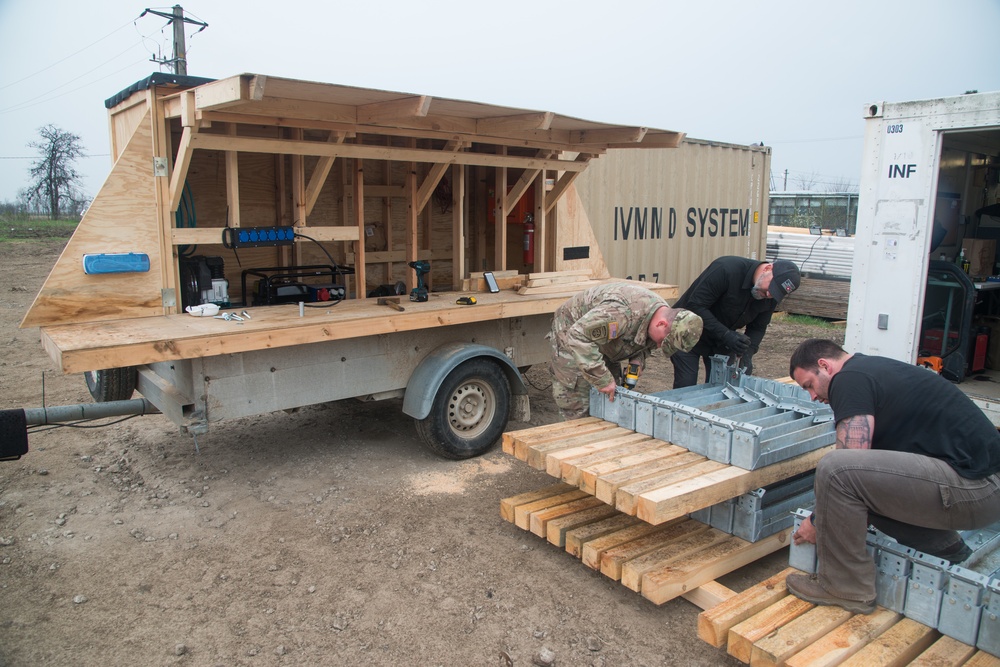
[589,356,836,470]
[790,509,1000,656]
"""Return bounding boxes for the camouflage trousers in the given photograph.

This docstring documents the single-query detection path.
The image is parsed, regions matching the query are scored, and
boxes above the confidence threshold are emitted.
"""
[549,336,620,421]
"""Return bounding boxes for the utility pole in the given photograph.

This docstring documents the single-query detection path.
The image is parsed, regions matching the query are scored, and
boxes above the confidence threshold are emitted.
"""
[783,169,788,191]
[141,5,208,75]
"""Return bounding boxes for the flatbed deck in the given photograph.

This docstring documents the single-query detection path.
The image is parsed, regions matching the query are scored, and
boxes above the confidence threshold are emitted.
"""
[39,281,678,374]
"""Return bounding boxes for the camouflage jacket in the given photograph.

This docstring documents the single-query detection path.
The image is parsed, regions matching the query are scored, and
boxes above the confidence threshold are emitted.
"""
[552,283,667,390]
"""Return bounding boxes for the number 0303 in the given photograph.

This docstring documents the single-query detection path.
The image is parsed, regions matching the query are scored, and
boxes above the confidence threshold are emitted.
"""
[887,124,904,134]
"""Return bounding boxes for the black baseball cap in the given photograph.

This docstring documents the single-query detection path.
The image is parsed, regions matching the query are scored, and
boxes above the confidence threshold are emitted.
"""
[770,260,801,305]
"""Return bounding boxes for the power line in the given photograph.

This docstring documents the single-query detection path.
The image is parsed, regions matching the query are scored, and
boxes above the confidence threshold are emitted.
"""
[0,18,138,92]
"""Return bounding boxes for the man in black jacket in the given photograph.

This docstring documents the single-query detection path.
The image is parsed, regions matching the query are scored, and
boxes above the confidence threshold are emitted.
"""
[671,256,800,388]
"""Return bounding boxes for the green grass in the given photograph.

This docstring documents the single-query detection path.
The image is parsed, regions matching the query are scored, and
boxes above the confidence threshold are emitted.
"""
[0,217,78,242]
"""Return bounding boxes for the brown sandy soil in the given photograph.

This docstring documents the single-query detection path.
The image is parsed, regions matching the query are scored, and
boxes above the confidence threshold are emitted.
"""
[0,241,844,667]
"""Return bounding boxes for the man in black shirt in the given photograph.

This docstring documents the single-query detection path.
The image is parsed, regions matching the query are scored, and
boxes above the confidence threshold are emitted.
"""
[787,338,1000,614]
[671,256,800,388]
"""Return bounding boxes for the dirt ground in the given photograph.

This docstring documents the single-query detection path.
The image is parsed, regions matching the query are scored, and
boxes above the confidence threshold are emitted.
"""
[0,241,844,667]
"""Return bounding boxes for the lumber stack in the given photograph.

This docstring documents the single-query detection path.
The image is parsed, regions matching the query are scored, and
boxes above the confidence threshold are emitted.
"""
[502,418,830,526]
[776,276,851,320]
[698,567,998,666]
[501,482,789,606]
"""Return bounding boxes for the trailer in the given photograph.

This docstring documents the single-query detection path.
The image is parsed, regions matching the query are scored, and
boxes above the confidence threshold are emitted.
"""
[846,90,1000,423]
[10,72,698,459]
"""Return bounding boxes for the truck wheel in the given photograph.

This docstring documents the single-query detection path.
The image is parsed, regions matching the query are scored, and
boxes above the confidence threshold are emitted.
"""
[415,358,511,459]
[85,368,137,402]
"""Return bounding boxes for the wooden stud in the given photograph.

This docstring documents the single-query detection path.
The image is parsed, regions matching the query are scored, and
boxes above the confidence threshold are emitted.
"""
[728,595,817,664]
[528,495,606,538]
[565,513,643,559]
[750,604,854,667]
[697,567,797,648]
[499,483,577,523]
[909,635,978,667]
[225,123,241,228]
[512,490,590,531]
[354,156,366,298]
[783,608,902,667]
[451,164,465,290]
[544,504,619,547]
[838,617,939,667]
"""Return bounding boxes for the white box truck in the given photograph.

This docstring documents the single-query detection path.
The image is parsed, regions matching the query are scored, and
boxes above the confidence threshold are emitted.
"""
[847,90,1000,423]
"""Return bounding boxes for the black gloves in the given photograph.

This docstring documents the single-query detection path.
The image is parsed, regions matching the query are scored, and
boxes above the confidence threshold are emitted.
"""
[739,354,753,377]
[722,330,751,355]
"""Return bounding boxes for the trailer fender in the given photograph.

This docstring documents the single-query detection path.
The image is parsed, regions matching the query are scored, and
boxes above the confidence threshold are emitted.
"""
[402,343,528,421]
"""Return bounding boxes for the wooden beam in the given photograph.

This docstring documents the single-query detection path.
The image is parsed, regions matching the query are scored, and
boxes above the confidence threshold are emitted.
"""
[573,126,647,145]
[494,150,507,270]
[783,608,901,667]
[353,158,366,299]
[406,140,418,289]
[451,164,465,290]
[728,595,816,664]
[697,567,797,648]
[611,131,684,149]
[544,154,593,213]
[534,170,547,271]
[750,605,854,667]
[477,112,554,135]
[415,140,466,214]
[187,132,591,172]
[304,131,347,216]
[357,95,432,124]
[179,90,196,128]
[193,75,251,111]
[225,123,241,228]
[167,126,194,213]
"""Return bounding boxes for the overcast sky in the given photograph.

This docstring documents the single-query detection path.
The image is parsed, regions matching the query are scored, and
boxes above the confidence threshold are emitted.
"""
[2,0,999,205]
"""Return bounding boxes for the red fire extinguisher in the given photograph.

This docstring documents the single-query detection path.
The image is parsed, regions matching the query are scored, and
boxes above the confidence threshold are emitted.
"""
[523,213,535,265]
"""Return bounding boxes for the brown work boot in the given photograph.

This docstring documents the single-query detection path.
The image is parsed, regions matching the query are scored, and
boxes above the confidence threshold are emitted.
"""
[786,573,876,615]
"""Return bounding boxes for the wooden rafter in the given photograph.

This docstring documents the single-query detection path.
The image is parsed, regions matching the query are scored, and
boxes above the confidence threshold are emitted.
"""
[357,95,431,124]
[415,140,466,214]
[477,112,554,135]
[186,132,589,172]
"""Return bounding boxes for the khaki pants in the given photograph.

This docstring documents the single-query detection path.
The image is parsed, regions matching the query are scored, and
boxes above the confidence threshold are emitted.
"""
[814,449,1000,602]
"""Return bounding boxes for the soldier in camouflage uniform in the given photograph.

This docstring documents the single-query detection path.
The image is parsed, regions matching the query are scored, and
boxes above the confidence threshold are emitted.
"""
[548,282,703,420]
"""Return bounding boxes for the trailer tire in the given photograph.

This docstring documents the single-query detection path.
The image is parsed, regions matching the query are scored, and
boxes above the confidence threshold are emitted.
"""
[415,358,510,459]
[85,368,137,402]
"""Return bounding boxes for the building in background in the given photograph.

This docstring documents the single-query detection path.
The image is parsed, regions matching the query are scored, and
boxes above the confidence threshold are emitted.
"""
[768,192,858,236]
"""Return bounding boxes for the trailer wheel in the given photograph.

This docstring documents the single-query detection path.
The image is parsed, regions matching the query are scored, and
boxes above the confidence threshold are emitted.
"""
[85,368,137,402]
[415,358,510,459]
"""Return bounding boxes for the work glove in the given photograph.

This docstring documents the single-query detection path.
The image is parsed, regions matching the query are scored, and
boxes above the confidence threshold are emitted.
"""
[722,330,751,355]
[739,354,753,377]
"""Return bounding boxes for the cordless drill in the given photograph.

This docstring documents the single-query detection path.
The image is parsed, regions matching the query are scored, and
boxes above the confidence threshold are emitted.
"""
[408,260,430,302]
[623,362,641,390]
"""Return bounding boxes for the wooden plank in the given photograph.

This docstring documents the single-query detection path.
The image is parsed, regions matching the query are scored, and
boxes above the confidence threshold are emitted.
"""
[635,446,833,525]
[616,459,730,516]
[530,428,640,472]
[965,652,1000,667]
[640,529,793,605]
[517,279,605,295]
[750,604,854,667]
[501,417,603,456]
[728,596,817,664]
[784,608,902,667]
[557,437,662,483]
[617,525,726,587]
[909,635,979,667]
[595,450,706,504]
[528,496,606,537]
[545,504,619,547]
[565,513,643,558]
[682,581,737,611]
[527,269,592,280]
[580,520,678,570]
[577,443,686,495]
[519,423,623,464]
[499,483,577,523]
[601,519,712,590]
[513,490,591,530]
[697,567,797,648]
[839,617,939,667]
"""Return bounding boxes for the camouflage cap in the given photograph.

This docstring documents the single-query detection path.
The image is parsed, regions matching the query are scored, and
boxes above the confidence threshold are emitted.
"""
[662,309,704,355]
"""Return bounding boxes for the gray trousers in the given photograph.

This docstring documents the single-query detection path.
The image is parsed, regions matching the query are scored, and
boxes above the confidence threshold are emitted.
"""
[815,449,1000,602]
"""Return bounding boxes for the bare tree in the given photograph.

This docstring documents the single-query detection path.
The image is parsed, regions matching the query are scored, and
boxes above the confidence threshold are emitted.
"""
[795,171,819,191]
[824,177,859,193]
[25,125,85,220]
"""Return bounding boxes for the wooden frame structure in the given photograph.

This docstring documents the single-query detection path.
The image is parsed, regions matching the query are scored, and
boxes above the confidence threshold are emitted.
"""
[21,73,684,374]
